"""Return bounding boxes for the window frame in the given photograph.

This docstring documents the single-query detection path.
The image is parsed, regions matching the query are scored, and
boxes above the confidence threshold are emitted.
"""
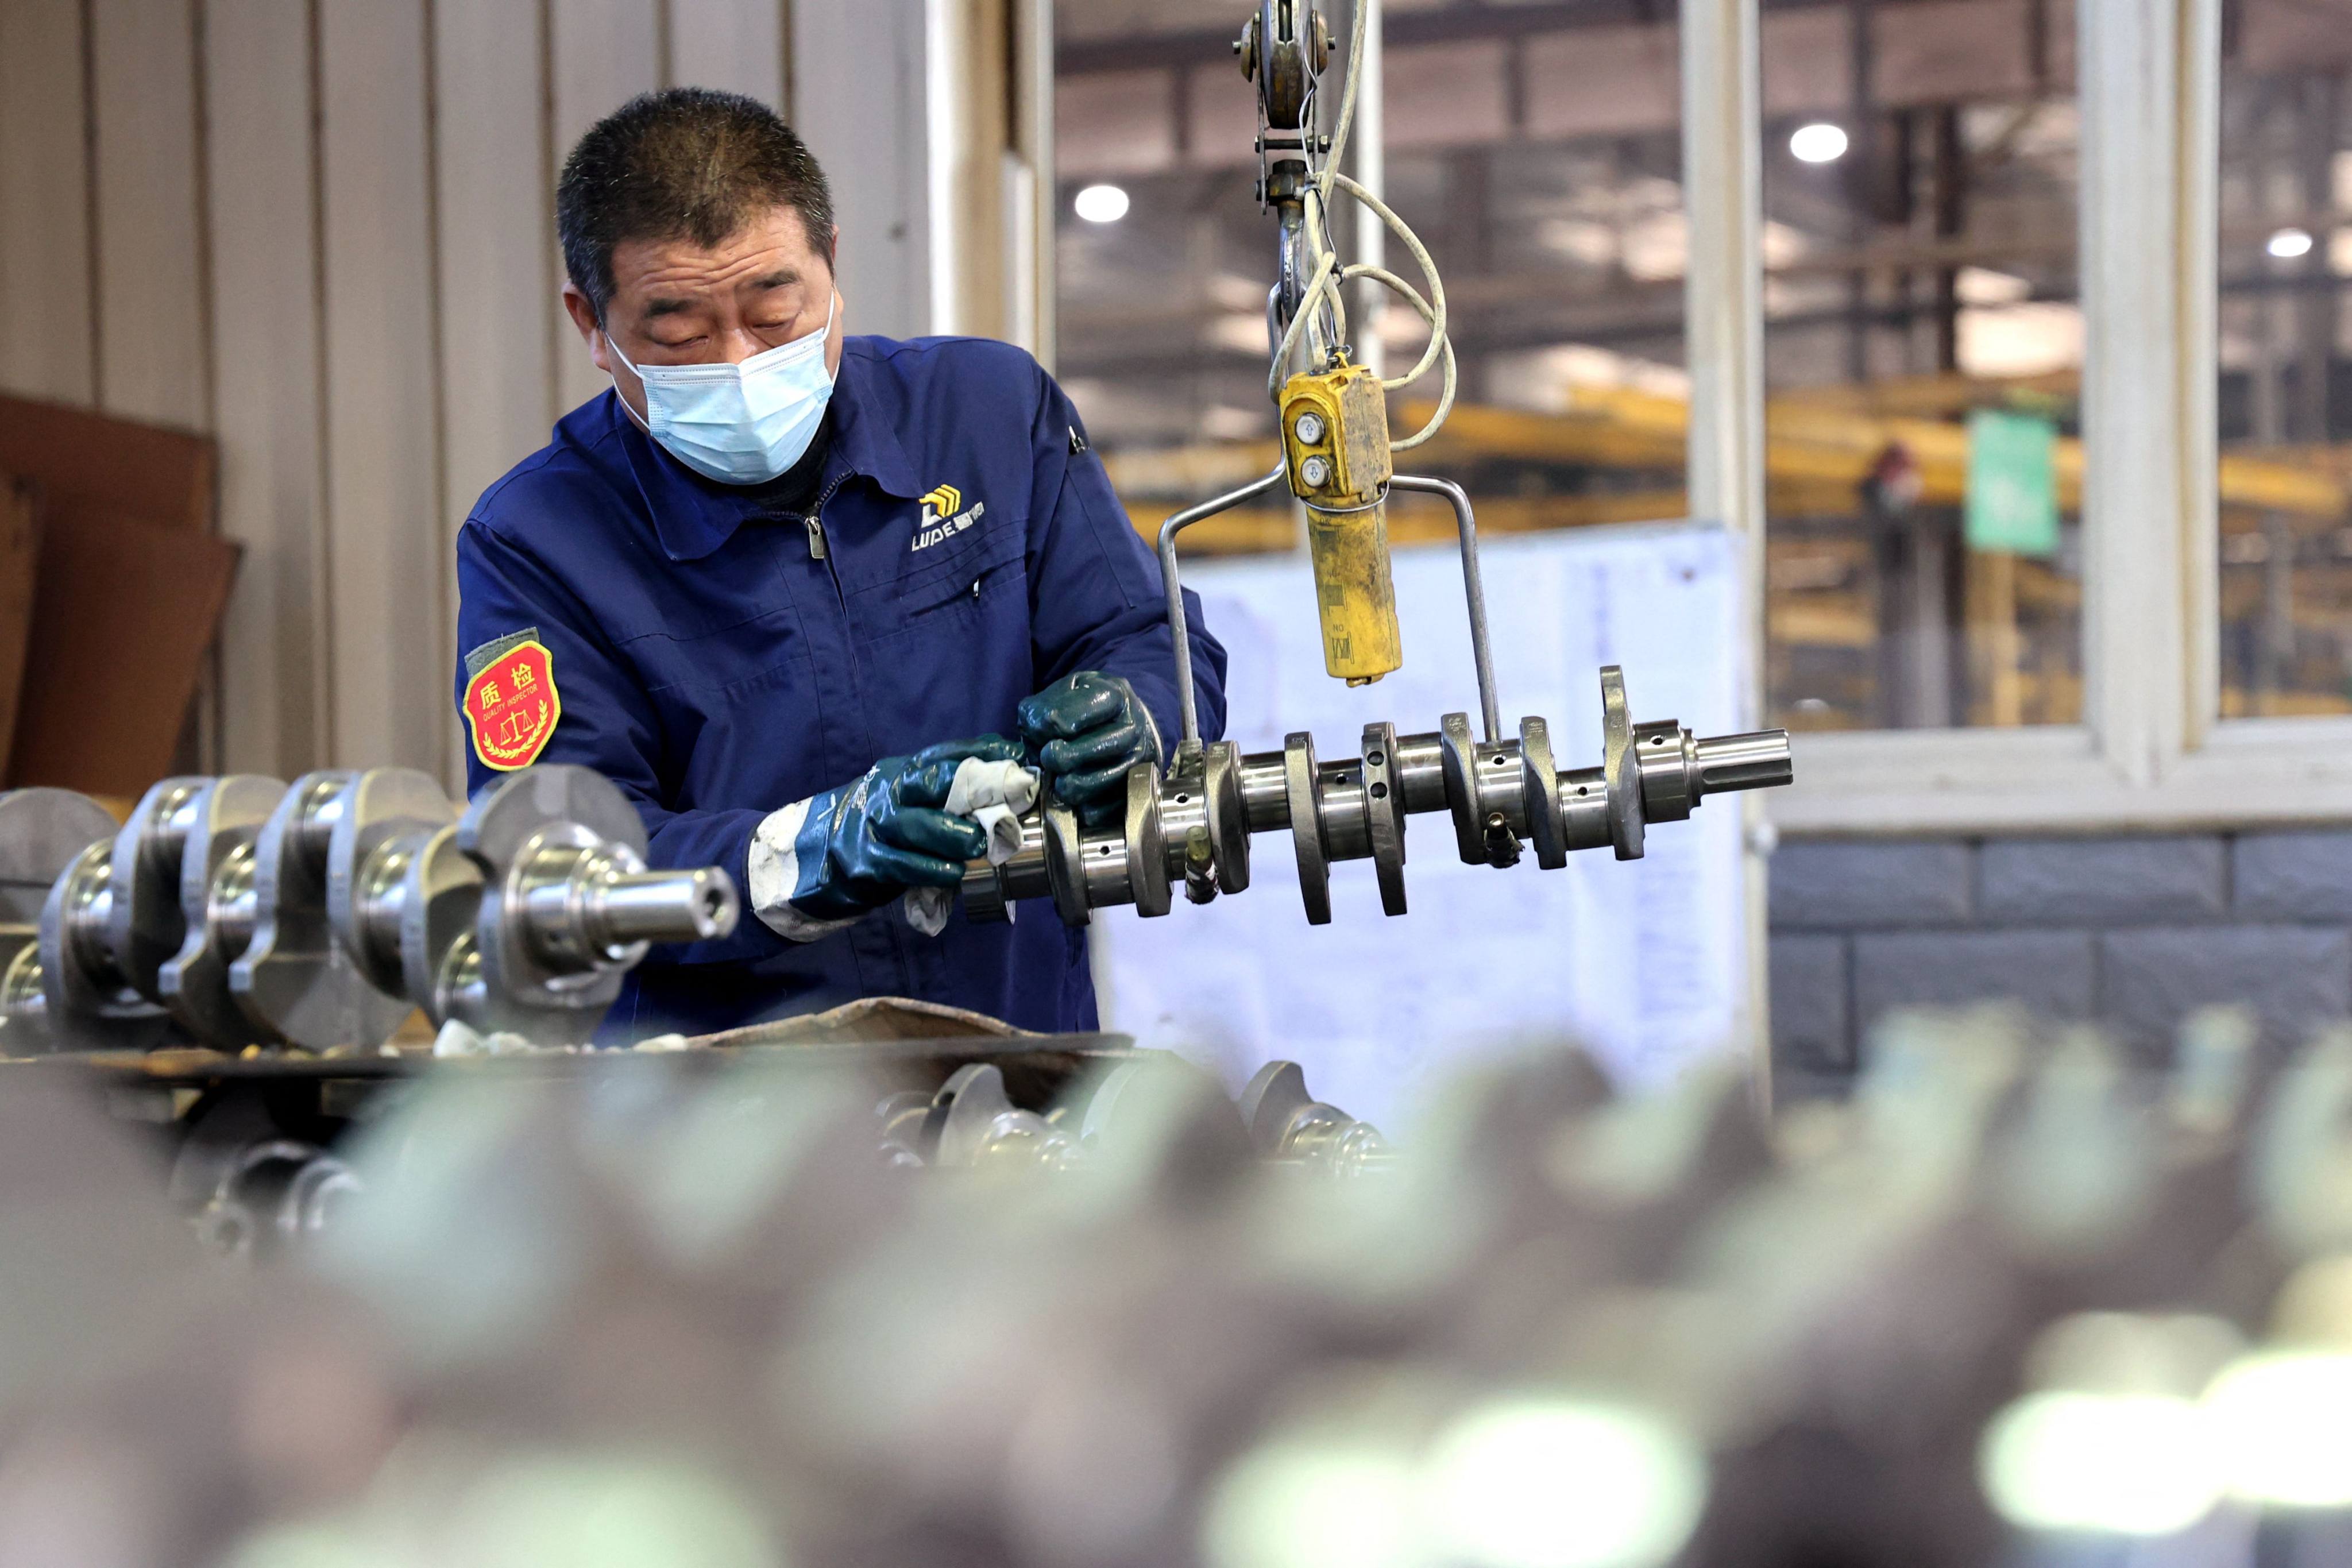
[1040,1,2337,836]
[1762,0,2352,836]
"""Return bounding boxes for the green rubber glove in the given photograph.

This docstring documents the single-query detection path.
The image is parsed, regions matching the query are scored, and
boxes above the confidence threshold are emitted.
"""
[790,735,1024,921]
[1017,671,1161,830]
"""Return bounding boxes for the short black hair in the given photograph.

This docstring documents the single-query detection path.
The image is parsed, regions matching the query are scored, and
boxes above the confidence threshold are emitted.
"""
[557,87,836,325]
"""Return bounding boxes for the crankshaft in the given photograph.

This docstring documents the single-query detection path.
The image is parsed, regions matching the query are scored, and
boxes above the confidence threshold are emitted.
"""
[960,665,1790,926]
[880,1055,1387,1176]
[0,765,737,1056]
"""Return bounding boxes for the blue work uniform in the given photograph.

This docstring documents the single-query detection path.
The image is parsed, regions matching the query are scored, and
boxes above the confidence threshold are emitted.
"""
[452,335,1227,1040]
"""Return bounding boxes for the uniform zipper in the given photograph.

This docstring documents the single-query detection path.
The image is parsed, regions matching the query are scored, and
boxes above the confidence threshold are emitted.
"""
[800,474,856,566]
[800,472,847,564]
[802,472,852,561]
[806,473,856,629]
[802,472,864,784]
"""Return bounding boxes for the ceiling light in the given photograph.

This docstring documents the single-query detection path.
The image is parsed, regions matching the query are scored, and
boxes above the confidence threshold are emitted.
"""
[1789,123,1849,164]
[2268,226,2314,260]
[1074,184,1130,225]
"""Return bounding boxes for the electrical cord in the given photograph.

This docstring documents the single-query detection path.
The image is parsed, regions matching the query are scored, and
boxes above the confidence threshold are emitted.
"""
[1266,1,1457,450]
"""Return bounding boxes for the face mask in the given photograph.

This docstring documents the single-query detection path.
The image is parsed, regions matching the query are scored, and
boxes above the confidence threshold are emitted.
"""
[604,294,837,485]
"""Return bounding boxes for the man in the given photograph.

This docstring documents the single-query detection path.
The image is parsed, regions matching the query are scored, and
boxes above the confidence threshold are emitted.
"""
[453,88,1226,1038]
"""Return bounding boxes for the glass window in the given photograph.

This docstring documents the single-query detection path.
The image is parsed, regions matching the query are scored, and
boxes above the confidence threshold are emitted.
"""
[1057,3,2091,739]
[1055,1,1306,553]
[2215,0,2352,720]
[1760,1,2085,733]
[1053,2,1688,559]
[1370,13,1690,543]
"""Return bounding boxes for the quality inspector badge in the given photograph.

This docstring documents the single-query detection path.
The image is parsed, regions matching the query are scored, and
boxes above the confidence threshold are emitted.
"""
[462,638,561,771]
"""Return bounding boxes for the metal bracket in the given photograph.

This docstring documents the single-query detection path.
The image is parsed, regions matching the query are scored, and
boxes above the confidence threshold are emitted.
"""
[1520,716,1566,871]
[234,771,412,1050]
[1284,731,1331,925]
[107,778,209,1002]
[1158,468,1508,754]
[1600,665,1646,861]
[326,768,455,999]
[1439,712,1485,864]
[1125,763,1172,918]
[1043,802,1090,928]
[1361,720,1407,916]
[157,775,286,1046]
[1204,739,1252,894]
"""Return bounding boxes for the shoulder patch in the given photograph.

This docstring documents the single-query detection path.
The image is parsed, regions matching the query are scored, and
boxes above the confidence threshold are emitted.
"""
[465,626,540,680]
[462,636,561,771]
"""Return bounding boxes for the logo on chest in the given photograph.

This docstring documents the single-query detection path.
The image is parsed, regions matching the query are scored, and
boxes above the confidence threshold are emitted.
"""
[913,483,985,550]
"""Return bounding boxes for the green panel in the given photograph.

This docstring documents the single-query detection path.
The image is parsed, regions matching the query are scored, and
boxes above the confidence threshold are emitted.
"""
[1964,408,2061,558]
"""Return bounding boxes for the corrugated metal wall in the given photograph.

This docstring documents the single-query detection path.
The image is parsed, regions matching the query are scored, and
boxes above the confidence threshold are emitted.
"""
[0,0,793,789]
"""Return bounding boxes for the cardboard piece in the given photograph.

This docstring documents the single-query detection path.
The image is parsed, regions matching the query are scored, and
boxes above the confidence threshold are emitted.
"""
[0,478,36,781]
[0,395,214,535]
[7,507,238,798]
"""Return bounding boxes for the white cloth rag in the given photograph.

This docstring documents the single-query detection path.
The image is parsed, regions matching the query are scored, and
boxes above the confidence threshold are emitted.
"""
[905,756,1040,935]
[947,756,1040,862]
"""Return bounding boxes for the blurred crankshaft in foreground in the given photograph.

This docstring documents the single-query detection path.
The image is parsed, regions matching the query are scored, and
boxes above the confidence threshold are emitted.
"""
[2,1006,2352,1565]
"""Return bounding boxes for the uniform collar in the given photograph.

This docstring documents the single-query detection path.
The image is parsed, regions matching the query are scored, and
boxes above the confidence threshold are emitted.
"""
[613,339,925,563]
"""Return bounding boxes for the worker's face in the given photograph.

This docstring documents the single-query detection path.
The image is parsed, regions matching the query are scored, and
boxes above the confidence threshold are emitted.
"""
[565,204,844,424]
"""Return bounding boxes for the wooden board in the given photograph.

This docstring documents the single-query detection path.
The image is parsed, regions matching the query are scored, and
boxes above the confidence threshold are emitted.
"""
[7,508,240,797]
[0,395,215,533]
[203,0,330,781]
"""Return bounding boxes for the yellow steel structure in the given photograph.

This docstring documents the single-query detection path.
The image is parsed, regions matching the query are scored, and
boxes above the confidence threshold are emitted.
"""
[1401,387,2349,520]
[1110,381,2342,594]
[1106,385,2349,530]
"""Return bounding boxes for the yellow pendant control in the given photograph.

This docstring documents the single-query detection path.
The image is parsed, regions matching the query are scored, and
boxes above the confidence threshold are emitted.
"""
[1280,361,1401,685]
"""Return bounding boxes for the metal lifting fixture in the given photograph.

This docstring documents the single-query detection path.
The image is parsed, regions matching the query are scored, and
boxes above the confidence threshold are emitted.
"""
[961,0,1793,930]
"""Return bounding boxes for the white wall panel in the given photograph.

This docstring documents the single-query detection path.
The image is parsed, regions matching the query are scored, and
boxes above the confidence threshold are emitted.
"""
[669,0,786,106]
[553,0,666,154]
[551,0,663,412]
[206,0,329,779]
[319,0,446,772]
[793,0,929,338]
[90,0,208,427]
[0,0,95,402]
[436,0,558,791]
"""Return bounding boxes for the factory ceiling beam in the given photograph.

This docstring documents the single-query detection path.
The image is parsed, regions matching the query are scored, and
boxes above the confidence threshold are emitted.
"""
[1060,1,1655,74]
[1057,0,1960,75]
